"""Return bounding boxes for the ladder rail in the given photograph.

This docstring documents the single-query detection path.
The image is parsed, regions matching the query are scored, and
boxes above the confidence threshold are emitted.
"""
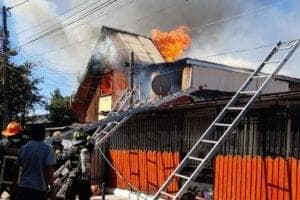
[202,41,283,127]
[96,115,132,146]
[93,88,198,148]
[111,89,129,111]
[152,47,279,197]
[115,90,135,113]
[174,59,297,197]
[153,39,300,199]
[92,89,135,140]
[270,40,300,76]
[174,73,276,198]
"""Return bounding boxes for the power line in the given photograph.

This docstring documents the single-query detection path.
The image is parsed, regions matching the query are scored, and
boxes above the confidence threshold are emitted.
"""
[18,0,119,48]
[23,0,135,58]
[199,43,275,58]
[26,33,98,58]
[16,0,92,34]
[7,0,285,54]
[9,44,108,93]
[17,0,135,61]
[18,0,100,37]
[13,46,80,76]
[16,48,101,91]
[6,51,83,95]
[19,0,135,54]
[21,0,286,61]
[3,0,291,78]
[7,0,29,10]
[56,0,135,34]
[10,38,295,85]
[190,0,286,33]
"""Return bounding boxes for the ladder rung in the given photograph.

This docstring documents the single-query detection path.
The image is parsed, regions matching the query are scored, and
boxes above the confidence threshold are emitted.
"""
[160,191,175,198]
[102,131,109,134]
[278,46,294,51]
[188,156,203,162]
[152,40,300,200]
[174,173,189,180]
[264,60,281,64]
[227,107,244,111]
[239,91,256,95]
[215,123,231,127]
[201,139,218,144]
[252,75,269,79]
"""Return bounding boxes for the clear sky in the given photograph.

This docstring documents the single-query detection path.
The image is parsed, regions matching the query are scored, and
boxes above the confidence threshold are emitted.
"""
[1,0,300,114]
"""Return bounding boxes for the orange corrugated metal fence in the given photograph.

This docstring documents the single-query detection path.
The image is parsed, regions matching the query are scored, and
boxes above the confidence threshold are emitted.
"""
[214,155,300,200]
[107,149,180,194]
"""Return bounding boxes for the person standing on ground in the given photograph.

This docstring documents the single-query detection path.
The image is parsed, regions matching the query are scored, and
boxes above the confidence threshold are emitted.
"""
[14,124,57,200]
[0,121,30,198]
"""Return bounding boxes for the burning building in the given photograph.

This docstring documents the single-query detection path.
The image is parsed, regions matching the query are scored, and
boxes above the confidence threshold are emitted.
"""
[72,26,164,122]
[71,26,300,199]
[72,26,293,123]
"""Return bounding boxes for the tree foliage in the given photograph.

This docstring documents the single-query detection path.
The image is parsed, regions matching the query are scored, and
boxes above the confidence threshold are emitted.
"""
[46,89,75,126]
[0,61,44,126]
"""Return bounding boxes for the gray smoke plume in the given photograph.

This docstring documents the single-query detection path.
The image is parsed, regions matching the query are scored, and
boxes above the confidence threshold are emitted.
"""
[5,0,300,88]
[89,31,121,72]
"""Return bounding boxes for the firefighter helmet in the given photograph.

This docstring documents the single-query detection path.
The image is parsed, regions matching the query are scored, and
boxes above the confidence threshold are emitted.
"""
[2,121,23,137]
[72,129,87,142]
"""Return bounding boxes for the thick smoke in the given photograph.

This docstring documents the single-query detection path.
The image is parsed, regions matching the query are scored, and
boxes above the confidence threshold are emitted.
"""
[5,0,99,86]
[89,32,121,72]
[5,0,300,90]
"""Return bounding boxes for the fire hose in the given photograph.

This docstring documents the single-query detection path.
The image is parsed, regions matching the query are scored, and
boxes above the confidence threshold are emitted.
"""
[96,147,146,199]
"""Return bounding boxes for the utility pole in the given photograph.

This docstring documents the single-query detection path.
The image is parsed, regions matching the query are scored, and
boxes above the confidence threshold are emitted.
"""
[128,51,134,105]
[128,51,134,91]
[1,6,9,128]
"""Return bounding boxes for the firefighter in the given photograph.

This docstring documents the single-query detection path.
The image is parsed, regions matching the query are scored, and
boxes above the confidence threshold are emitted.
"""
[0,121,30,197]
[57,129,93,200]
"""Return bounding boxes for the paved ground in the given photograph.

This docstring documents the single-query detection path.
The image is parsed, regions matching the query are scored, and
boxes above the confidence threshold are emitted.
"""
[92,195,128,200]
[1,193,129,200]
[0,192,9,200]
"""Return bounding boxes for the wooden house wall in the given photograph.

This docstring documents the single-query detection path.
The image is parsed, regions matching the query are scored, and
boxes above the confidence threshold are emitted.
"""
[76,71,127,123]
[71,101,88,123]
[112,70,128,105]
[85,93,98,122]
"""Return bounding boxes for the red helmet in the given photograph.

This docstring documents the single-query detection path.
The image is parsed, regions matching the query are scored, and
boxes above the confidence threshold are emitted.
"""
[2,121,23,137]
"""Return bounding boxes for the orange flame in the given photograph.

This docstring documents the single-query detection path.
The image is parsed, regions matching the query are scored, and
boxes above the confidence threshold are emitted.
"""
[151,26,191,62]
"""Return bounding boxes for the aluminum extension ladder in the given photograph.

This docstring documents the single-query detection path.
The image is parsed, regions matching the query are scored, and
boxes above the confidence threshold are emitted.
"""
[92,87,197,146]
[92,88,137,145]
[153,39,300,200]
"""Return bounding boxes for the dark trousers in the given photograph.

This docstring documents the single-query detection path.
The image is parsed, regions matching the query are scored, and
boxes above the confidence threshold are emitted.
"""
[16,186,47,200]
[65,177,91,200]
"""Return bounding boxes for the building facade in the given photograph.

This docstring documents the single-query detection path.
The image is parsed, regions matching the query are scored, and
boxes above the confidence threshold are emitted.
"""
[72,26,300,199]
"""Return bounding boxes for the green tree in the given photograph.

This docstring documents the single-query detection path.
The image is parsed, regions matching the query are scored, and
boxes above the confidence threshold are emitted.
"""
[0,61,44,126]
[46,89,75,126]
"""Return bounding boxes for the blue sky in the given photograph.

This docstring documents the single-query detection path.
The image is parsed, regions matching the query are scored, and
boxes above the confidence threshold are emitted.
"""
[1,0,300,114]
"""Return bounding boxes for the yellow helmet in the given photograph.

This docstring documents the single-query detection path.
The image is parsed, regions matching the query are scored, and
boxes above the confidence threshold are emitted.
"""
[73,129,87,141]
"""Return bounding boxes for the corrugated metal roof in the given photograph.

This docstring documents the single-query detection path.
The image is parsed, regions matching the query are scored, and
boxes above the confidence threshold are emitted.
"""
[102,26,164,64]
